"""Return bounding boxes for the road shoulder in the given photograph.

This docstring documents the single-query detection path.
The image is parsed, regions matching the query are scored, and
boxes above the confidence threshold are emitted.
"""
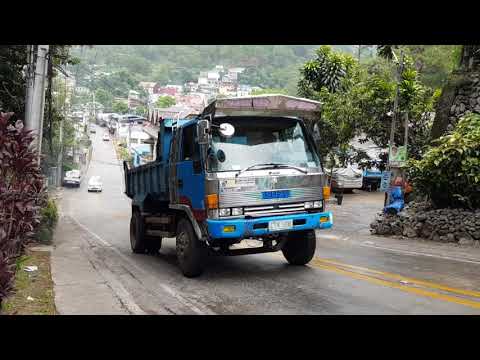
[51,214,132,315]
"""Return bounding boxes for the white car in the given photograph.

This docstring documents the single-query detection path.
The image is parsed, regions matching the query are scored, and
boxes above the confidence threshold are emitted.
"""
[87,176,103,192]
[330,166,363,192]
[63,170,82,187]
[102,133,110,141]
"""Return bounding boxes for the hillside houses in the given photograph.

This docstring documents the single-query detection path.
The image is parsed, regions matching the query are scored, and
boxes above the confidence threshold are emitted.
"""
[137,65,258,119]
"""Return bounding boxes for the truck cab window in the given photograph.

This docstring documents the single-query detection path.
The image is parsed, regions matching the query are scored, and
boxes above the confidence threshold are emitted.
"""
[181,125,198,161]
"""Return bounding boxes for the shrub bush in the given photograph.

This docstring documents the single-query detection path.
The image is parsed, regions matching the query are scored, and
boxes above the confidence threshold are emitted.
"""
[0,112,46,305]
[36,199,58,244]
[407,113,480,209]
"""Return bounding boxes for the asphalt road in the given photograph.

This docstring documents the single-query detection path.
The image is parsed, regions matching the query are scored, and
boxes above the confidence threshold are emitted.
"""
[59,125,480,314]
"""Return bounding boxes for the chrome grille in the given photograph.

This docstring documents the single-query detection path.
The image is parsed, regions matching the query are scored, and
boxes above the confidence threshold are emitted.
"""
[244,202,306,217]
[219,186,322,208]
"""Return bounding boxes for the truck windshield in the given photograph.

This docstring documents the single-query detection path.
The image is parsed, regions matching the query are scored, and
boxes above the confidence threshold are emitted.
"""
[208,117,321,172]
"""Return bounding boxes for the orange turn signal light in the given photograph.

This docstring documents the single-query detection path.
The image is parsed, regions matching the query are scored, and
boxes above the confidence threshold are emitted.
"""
[320,216,330,223]
[206,194,219,209]
[323,186,331,200]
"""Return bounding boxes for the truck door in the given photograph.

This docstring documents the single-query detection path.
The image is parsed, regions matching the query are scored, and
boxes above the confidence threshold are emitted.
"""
[175,124,205,216]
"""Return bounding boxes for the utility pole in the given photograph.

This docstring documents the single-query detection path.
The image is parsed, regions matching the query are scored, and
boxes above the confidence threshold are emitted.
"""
[25,45,50,164]
[385,50,405,206]
[57,76,68,187]
[25,45,35,125]
[93,91,96,124]
[388,50,405,164]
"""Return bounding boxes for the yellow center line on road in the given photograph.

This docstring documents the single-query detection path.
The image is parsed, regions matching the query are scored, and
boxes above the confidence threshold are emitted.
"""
[314,258,480,299]
[309,260,480,310]
[270,253,480,310]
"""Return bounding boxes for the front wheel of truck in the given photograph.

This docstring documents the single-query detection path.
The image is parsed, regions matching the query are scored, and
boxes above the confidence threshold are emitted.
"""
[176,218,206,278]
[281,230,316,265]
[130,210,146,254]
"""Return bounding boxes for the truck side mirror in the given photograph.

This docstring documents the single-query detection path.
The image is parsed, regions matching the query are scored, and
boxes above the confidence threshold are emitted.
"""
[198,119,210,145]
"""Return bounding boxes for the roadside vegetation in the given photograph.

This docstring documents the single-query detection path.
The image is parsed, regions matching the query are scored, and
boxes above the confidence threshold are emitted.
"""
[1,251,56,315]
[0,113,49,309]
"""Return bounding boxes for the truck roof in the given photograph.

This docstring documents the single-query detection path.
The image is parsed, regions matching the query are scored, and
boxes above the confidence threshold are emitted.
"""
[201,94,321,120]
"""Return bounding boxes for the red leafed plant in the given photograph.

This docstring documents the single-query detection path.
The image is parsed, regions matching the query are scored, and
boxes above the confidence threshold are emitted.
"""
[0,112,46,305]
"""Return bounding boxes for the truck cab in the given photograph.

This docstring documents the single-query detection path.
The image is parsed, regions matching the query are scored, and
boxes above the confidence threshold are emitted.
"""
[124,95,333,277]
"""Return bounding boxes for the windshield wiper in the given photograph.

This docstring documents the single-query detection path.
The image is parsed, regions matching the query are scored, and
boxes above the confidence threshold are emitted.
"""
[236,163,307,177]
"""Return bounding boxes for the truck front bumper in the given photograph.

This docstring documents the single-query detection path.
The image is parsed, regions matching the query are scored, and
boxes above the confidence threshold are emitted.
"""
[206,211,333,239]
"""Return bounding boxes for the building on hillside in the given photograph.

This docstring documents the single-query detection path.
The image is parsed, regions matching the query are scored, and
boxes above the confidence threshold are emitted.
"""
[165,84,183,93]
[154,86,177,97]
[228,67,245,81]
[207,71,220,84]
[175,93,207,111]
[184,82,198,93]
[236,84,253,97]
[139,82,157,95]
[146,105,198,128]
[128,90,144,109]
[198,77,209,86]
[219,84,237,96]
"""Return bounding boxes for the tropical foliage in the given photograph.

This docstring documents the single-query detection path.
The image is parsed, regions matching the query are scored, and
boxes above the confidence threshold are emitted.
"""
[407,113,480,209]
[0,113,47,305]
[155,96,176,108]
[298,46,441,166]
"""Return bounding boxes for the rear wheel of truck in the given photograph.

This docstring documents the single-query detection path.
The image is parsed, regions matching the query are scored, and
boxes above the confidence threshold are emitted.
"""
[176,218,206,278]
[282,230,316,265]
[146,237,162,254]
[130,210,146,254]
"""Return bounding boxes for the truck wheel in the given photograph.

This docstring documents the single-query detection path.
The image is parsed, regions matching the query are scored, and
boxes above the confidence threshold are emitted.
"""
[281,230,316,265]
[130,210,146,254]
[176,218,206,278]
[146,237,162,254]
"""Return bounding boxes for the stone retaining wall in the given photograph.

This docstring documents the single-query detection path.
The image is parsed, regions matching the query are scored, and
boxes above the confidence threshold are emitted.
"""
[448,72,480,130]
[370,201,480,246]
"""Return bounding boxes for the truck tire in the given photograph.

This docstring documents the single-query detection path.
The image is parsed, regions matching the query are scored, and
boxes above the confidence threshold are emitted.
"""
[146,237,162,254]
[130,210,146,254]
[176,218,206,278]
[281,230,316,265]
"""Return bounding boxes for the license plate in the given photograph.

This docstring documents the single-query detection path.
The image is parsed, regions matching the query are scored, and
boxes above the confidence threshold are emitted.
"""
[268,219,293,231]
[262,190,290,200]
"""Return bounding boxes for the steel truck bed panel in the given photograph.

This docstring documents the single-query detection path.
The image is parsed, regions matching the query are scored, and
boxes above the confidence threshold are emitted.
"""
[125,161,169,202]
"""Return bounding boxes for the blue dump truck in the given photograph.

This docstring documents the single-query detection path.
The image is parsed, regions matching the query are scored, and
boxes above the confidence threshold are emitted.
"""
[124,95,333,277]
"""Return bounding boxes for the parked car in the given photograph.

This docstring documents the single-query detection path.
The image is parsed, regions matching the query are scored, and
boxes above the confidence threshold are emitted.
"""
[102,133,110,141]
[90,124,96,133]
[329,165,363,193]
[362,168,382,192]
[63,170,82,187]
[87,176,103,192]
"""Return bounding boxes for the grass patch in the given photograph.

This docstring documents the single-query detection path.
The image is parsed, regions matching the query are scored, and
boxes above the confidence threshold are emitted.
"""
[1,249,56,315]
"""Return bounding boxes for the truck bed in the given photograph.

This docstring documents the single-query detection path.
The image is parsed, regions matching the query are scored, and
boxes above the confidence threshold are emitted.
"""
[124,160,169,203]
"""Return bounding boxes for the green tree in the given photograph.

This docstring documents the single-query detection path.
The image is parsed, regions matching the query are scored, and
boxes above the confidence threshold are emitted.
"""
[94,88,113,109]
[134,106,147,116]
[407,113,480,209]
[112,101,128,114]
[155,96,176,108]
[298,45,357,96]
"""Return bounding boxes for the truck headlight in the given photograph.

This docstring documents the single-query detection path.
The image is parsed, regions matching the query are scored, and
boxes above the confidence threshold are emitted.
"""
[219,208,231,217]
[313,201,322,208]
[304,201,313,209]
[231,207,243,216]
